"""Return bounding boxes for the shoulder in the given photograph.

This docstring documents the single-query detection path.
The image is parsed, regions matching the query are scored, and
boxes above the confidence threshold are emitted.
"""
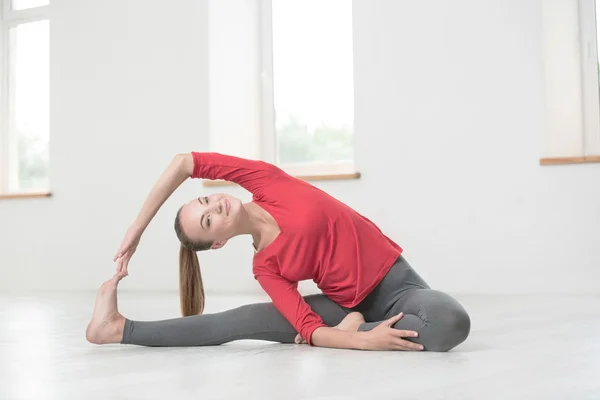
[252,255,279,276]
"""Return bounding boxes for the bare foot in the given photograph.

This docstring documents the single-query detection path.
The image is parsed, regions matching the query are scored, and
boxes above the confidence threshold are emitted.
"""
[334,312,365,332]
[294,312,366,344]
[85,272,127,345]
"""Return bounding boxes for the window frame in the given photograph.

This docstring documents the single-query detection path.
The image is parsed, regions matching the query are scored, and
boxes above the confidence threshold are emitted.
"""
[257,0,358,177]
[540,0,600,165]
[0,0,50,196]
[578,0,600,156]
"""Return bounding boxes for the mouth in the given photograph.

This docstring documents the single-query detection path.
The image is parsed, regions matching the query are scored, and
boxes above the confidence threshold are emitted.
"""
[225,199,230,216]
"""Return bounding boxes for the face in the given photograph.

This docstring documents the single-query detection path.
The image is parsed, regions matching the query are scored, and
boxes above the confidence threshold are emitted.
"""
[179,193,244,249]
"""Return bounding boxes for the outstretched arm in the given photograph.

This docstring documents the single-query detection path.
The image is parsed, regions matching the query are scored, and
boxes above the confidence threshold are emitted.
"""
[114,153,193,273]
[129,153,193,234]
[122,151,279,240]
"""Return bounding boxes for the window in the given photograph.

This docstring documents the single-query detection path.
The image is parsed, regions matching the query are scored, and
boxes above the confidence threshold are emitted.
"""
[261,0,355,175]
[0,0,50,194]
[540,0,600,165]
[260,0,355,176]
[206,0,357,180]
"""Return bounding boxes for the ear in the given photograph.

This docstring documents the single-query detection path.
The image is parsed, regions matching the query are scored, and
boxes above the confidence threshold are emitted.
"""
[210,239,228,250]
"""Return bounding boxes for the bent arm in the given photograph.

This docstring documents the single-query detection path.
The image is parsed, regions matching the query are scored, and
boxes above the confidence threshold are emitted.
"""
[310,327,368,350]
[129,151,281,236]
[130,153,193,234]
[190,152,283,194]
[255,269,376,350]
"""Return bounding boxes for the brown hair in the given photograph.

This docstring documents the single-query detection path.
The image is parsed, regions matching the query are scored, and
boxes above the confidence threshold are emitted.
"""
[174,206,212,316]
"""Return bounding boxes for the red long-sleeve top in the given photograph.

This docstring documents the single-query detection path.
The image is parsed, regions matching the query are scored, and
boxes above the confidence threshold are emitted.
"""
[191,152,403,345]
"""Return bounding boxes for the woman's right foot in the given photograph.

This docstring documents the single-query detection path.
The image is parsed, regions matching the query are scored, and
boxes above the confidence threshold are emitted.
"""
[85,272,127,345]
[335,312,365,332]
[334,311,365,332]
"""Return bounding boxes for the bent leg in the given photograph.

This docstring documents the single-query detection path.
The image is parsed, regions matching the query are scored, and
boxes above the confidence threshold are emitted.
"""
[122,294,349,347]
[358,289,471,352]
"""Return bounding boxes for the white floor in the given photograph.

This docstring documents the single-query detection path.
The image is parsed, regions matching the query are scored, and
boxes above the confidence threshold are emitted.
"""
[1,291,599,400]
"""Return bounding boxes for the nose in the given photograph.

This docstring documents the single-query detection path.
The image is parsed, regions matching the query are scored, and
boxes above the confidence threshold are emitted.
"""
[210,201,223,214]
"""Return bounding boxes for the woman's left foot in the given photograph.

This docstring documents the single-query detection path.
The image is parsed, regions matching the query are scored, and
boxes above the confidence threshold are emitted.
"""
[86,272,127,345]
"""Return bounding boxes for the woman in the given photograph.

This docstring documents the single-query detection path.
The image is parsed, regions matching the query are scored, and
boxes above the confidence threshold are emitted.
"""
[86,152,470,351]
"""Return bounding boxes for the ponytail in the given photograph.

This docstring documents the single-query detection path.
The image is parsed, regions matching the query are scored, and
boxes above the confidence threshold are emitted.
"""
[179,244,205,316]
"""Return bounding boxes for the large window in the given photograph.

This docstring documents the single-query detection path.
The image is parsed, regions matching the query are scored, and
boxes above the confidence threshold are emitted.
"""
[540,0,600,164]
[0,0,49,194]
[208,0,357,179]
[578,0,600,158]
[264,0,355,175]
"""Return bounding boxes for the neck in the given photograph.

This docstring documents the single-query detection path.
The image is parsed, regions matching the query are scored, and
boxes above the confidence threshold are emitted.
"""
[236,202,269,246]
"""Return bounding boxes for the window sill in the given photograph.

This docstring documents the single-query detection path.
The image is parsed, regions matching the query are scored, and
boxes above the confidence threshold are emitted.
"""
[539,156,600,165]
[0,192,52,200]
[203,172,361,187]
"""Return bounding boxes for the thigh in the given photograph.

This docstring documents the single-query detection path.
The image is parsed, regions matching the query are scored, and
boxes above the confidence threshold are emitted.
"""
[386,289,471,351]
[354,256,430,322]
[386,288,463,320]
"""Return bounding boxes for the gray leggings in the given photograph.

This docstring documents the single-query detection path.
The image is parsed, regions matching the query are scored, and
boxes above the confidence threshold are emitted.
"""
[122,256,471,351]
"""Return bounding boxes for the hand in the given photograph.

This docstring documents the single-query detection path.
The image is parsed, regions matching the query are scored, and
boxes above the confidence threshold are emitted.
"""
[362,312,424,351]
[114,226,142,275]
[294,333,306,344]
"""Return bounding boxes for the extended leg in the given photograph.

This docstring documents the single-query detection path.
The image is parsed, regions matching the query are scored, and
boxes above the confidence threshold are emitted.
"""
[86,273,349,347]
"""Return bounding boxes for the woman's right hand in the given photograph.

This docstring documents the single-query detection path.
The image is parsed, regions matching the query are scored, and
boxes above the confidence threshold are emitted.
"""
[362,313,424,351]
[114,225,142,275]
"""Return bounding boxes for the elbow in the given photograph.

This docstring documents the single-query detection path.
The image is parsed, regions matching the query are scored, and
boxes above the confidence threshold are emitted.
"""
[175,153,194,177]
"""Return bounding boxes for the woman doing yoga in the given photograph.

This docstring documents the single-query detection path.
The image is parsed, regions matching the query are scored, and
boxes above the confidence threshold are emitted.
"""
[86,152,470,351]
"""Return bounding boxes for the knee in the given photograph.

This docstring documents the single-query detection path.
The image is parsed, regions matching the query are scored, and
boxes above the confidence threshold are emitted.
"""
[425,308,471,352]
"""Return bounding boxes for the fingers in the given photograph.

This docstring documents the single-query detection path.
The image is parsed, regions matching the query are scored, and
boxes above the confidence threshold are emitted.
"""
[392,333,424,351]
[113,270,127,282]
[114,246,125,262]
[392,329,419,339]
[385,312,404,327]
[115,250,133,275]
[389,327,423,351]
[121,253,132,275]
[122,256,130,276]
[116,256,124,273]
[397,340,424,351]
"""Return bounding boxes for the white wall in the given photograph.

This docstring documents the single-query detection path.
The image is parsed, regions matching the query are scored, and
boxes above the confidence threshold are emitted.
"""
[208,0,262,160]
[0,0,211,292]
[0,0,599,295]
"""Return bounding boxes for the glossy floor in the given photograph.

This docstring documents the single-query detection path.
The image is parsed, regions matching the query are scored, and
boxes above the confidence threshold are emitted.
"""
[1,291,598,400]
